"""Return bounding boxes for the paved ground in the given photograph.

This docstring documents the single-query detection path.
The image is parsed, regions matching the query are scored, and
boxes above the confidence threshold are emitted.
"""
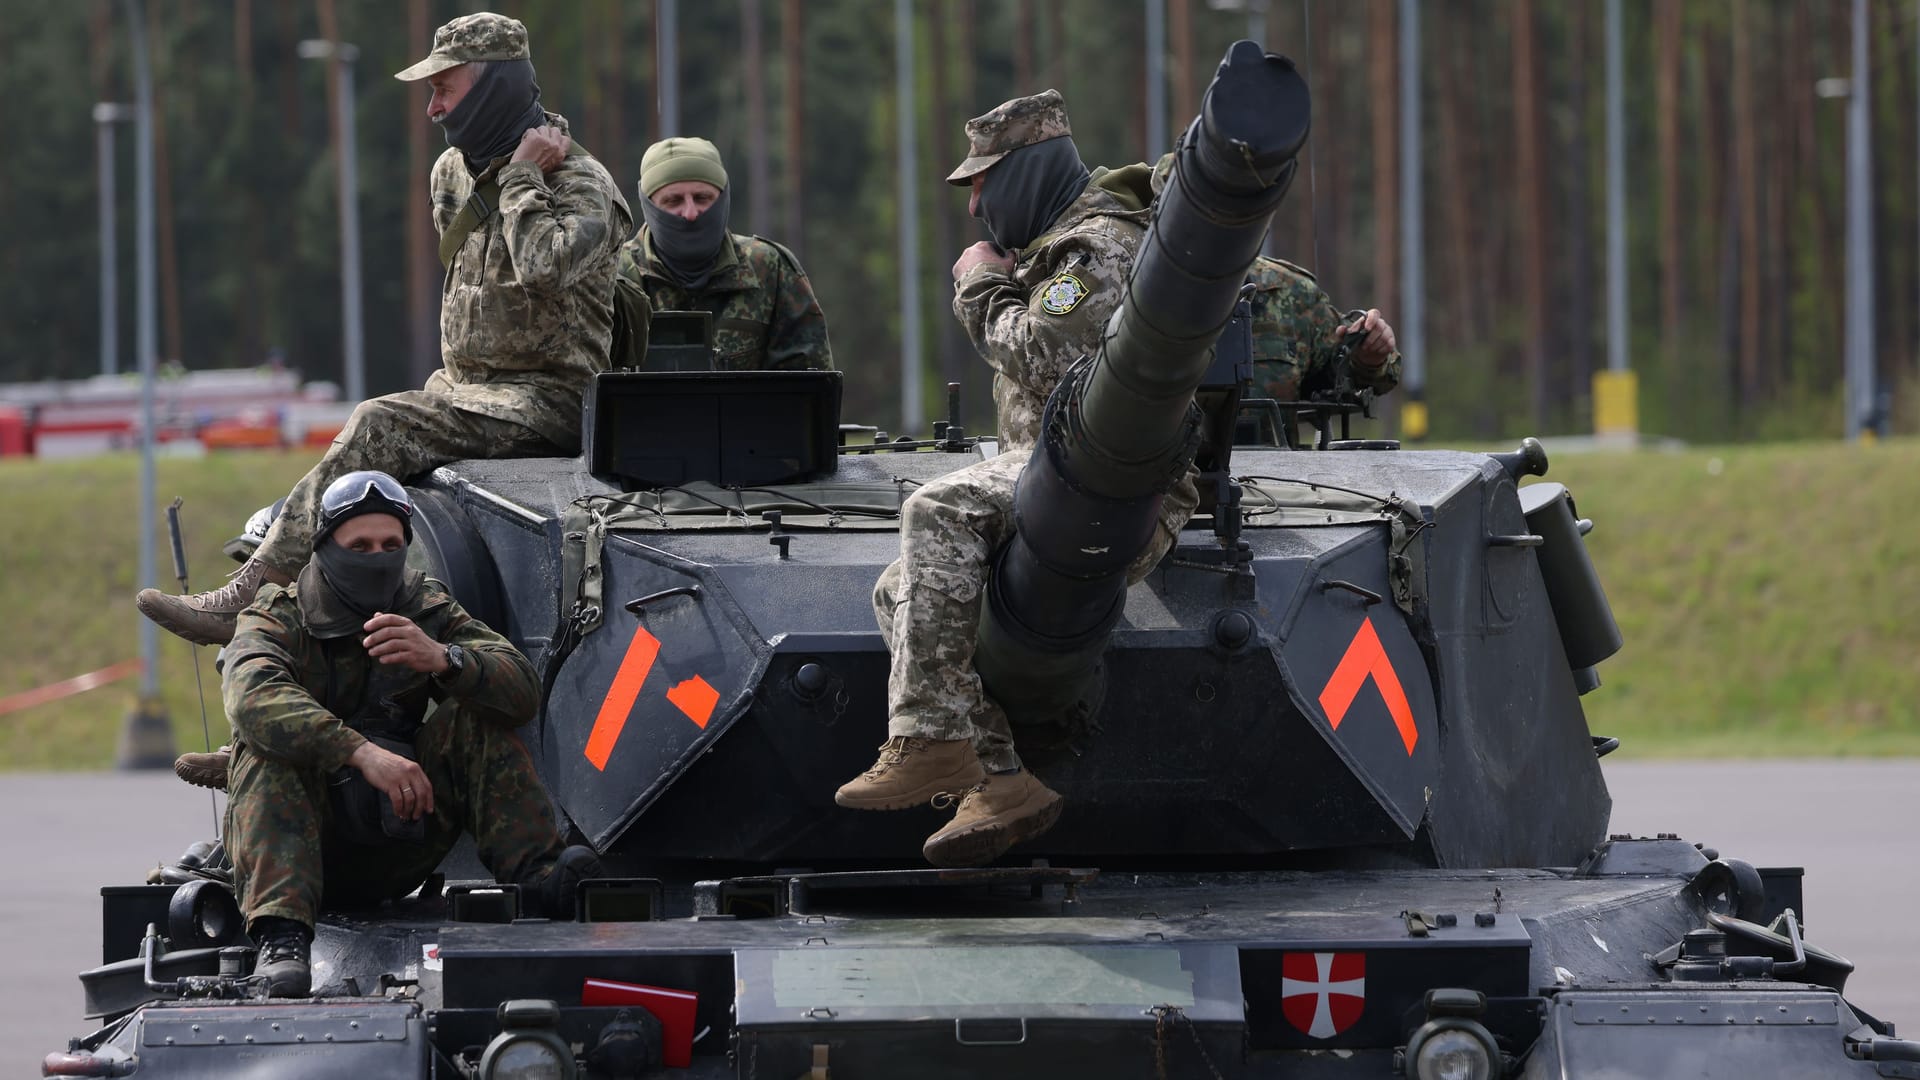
[3,762,1914,1068]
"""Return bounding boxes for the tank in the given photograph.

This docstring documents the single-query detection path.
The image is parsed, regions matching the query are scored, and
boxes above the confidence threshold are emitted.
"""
[53,41,1910,1080]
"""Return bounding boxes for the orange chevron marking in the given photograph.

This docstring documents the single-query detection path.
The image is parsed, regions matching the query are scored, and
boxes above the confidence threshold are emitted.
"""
[666,675,720,729]
[585,626,661,771]
[1318,616,1418,755]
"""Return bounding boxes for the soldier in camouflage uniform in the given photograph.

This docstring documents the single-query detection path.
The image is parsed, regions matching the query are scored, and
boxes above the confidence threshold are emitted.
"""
[835,91,1197,868]
[1147,153,1402,402]
[224,471,598,997]
[618,137,833,370]
[137,11,631,647]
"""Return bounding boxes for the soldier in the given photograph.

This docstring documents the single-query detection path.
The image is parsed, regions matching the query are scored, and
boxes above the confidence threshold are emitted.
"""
[1147,153,1402,402]
[136,11,631,647]
[618,137,833,370]
[833,90,1196,867]
[224,471,598,998]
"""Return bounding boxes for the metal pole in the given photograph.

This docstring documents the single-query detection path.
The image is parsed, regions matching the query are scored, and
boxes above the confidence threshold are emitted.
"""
[1845,0,1874,441]
[95,104,129,378]
[124,0,159,698]
[337,48,364,403]
[1398,0,1423,400]
[1145,0,1167,157]
[658,0,679,138]
[1605,0,1627,376]
[897,0,923,435]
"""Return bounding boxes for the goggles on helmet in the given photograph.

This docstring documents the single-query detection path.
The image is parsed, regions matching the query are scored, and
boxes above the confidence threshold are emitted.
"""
[314,471,415,547]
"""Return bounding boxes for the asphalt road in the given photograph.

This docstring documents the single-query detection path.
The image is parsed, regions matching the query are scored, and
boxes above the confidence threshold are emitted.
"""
[3,762,1915,1069]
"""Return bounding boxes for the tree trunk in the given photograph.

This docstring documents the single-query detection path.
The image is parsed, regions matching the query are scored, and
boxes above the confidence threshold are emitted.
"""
[151,4,184,366]
[1436,4,1482,346]
[1732,0,1762,407]
[781,0,805,259]
[406,0,437,387]
[1511,0,1548,428]
[1171,0,1195,136]
[1311,3,1342,296]
[1014,0,1034,90]
[928,0,971,413]
[1564,0,1594,418]
[742,0,772,235]
[1656,0,1684,388]
[603,0,625,189]
[1368,0,1398,330]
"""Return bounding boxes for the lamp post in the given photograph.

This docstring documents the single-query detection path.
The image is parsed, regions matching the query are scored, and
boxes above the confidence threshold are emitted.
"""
[94,103,134,378]
[117,0,174,769]
[1818,0,1877,441]
[298,38,366,404]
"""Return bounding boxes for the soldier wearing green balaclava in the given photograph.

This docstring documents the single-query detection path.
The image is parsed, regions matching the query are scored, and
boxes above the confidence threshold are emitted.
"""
[619,137,834,371]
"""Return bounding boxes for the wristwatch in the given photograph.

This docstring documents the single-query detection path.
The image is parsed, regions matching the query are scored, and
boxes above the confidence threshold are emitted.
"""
[440,644,468,682]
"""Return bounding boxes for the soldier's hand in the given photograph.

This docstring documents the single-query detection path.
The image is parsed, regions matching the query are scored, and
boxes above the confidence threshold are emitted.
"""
[1334,309,1397,370]
[348,741,434,821]
[511,125,569,173]
[952,241,1014,281]
[362,613,451,675]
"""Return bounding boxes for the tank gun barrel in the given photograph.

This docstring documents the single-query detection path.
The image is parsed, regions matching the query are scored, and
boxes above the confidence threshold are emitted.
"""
[977,40,1309,729]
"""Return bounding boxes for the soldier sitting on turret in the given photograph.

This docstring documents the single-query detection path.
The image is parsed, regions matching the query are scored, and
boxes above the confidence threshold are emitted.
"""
[619,137,834,371]
[833,90,1193,867]
[137,11,632,648]
[222,471,599,997]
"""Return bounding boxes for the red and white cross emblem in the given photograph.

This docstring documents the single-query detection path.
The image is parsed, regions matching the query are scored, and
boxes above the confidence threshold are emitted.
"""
[1279,951,1366,1038]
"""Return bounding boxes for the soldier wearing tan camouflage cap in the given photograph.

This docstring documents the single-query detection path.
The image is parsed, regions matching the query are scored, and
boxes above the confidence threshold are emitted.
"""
[835,91,1198,869]
[137,10,631,648]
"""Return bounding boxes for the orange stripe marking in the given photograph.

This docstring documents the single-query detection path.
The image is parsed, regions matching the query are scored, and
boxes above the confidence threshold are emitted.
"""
[1317,616,1418,755]
[0,659,144,717]
[666,675,720,729]
[584,626,661,771]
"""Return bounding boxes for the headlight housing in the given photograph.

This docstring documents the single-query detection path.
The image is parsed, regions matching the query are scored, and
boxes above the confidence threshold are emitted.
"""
[479,999,576,1080]
[1402,988,1501,1080]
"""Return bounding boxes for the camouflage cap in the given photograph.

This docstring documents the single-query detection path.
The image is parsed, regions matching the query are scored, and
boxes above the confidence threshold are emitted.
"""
[945,89,1073,186]
[394,12,530,82]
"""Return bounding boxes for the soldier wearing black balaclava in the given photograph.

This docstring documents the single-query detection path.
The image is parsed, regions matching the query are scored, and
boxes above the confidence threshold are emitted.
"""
[618,137,834,371]
[834,89,1198,870]
[137,11,630,650]
[218,470,602,998]
[434,55,547,174]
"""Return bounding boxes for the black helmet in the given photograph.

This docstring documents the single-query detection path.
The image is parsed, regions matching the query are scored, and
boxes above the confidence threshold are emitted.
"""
[313,471,414,549]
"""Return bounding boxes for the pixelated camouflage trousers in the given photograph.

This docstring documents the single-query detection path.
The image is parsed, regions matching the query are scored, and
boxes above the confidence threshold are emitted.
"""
[255,390,567,574]
[227,703,564,929]
[874,449,1198,771]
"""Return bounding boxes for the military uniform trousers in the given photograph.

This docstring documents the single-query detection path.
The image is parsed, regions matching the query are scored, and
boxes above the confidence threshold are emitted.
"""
[255,390,568,574]
[227,702,564,928]
[874,450,1198,772]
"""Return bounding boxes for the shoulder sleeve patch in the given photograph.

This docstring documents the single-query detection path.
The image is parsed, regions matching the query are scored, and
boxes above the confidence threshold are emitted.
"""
[1039,272,1090,316]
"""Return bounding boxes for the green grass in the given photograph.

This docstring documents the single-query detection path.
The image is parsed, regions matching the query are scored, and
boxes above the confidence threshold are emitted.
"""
[1541,437,1920,757]
[2,440,1916,768]
[0,451,316,769]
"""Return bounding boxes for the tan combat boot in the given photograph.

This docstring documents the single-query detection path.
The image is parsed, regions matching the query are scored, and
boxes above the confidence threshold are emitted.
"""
[135,556,293,646]
[174,746,231,791]
[921,769,1064,867]
[834,736,985,810]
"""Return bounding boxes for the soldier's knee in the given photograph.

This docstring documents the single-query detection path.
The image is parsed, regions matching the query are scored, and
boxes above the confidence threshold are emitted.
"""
[336,396,410,443]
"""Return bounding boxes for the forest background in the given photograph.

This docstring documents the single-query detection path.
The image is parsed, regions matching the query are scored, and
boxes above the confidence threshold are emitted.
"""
[8,0,1920,443]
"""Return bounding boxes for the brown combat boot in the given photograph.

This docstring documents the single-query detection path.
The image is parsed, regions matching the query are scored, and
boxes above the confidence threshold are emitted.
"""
[834,737,985,811]
[135,556,293,646]
[174,746,231,791]
[921,769,1064,867]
